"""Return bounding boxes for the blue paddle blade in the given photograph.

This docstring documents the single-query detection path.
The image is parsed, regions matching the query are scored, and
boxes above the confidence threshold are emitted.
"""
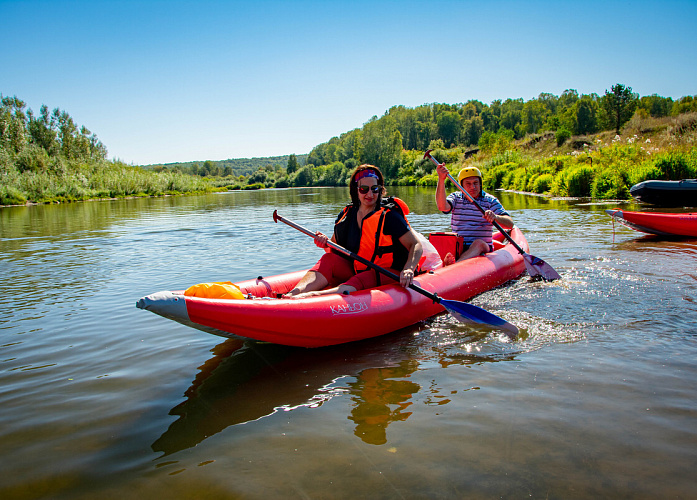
[523,254,561,281]
[440,298,519,339]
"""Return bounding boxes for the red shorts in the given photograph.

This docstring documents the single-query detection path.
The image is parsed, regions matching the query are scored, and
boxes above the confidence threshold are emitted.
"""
[311,251,399,291]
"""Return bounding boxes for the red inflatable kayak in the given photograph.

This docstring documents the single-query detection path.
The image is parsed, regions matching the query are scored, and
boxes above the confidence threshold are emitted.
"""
[606,209,697,237]
[137,229,528,347]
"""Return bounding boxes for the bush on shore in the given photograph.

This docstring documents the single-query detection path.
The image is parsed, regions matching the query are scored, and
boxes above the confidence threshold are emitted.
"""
[1,159,213,205]
[467,114,697,199]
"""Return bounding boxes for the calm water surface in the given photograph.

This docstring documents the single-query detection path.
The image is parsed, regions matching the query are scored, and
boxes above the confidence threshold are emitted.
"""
[1,187,696,499]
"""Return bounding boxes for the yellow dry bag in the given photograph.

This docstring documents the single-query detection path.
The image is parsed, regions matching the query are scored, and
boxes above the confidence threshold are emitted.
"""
[184,281,246,300]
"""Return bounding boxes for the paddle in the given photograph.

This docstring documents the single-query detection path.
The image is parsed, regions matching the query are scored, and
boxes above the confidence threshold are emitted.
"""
[424,149,561,281]
[273,210,519,339]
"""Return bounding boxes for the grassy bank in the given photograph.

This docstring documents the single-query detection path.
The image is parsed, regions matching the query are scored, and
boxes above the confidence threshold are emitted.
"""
[424,112,697,199]
[0,159,215,205]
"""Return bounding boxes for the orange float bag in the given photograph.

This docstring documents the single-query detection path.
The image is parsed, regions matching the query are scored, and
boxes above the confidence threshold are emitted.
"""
[184,281,246,300]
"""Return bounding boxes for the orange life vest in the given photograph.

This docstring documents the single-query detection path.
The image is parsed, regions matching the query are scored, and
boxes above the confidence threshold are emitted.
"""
[335,197,410,273]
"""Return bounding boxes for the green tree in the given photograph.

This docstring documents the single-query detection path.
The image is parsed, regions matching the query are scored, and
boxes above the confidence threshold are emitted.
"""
[479,129,514,154]
[522,99,547,135]
[603,83,637,134]
[319,161,346,186]
[671,95,697,115]
[499,98,524,137]
[537,92,559,116]
[556,127,571,146]
[0,95,28,154]
[638,94,673,117]
[292,165,315,186]
[480,105,500,132]
[325,138,341,163]
[361,115,399,175]
[461,102,478,120]
[56,109,78,158]
[463,116,484,146]
[385,129,404,179]
[247,168,268,184]
[86,126,107,160]
[306,146,323,167]
[27,105,59,155]
[346,130,363,163]
[415,119,437,151]
[573,98,598,135]
[559,89,579,109]
[287,153,298,174]
[437,111,461,147]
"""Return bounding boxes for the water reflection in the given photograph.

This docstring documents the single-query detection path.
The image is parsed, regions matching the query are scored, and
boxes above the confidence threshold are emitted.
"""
[151,322,517,456]
[152,339,290,455]
[612,234,697,251]
[151,331,420,456]
[347,360,420,445]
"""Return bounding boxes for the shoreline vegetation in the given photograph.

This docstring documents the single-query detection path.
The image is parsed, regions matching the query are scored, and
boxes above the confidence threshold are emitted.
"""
[2,85,696,207]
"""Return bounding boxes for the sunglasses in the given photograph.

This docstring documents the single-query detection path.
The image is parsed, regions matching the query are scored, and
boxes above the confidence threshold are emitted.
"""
[358,185,382,194]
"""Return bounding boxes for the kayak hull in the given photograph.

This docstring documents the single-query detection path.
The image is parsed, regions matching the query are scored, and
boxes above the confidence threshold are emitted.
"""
[629,179,697,207]
[606,209,697,237]
[137,229,529,347]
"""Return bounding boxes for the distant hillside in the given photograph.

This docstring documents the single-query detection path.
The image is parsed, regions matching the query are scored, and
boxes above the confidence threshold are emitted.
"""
[144,154,308,177]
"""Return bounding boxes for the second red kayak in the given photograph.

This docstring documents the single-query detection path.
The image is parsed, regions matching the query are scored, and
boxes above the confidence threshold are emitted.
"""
[606,209,697,237]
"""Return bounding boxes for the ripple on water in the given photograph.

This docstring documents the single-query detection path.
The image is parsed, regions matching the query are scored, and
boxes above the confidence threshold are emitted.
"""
[2,189,697,498]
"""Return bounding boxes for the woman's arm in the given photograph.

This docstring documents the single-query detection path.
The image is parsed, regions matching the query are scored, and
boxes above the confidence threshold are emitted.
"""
[398,229,423,288]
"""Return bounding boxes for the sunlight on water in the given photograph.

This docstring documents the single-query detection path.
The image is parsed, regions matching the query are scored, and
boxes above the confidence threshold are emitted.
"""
[1,189,697,498]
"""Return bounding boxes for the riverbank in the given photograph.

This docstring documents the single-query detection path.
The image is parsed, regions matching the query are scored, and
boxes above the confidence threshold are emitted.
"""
[2,113,696,208]
[442,112,697,200]
[0,160,218,207]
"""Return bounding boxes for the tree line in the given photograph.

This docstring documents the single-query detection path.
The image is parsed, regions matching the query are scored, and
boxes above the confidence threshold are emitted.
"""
[0,95,215,205]
[302,84,696,184]
[2,84,697,205]
[146,154,307,178]
[1,95,107,173]
[136,84,697,190]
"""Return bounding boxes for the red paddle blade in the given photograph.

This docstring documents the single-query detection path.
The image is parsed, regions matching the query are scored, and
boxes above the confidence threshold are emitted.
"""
[524,254,561,281]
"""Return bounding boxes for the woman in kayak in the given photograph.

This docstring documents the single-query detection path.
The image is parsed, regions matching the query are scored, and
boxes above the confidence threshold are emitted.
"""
[435,162,514,264]
[286,164,422,298]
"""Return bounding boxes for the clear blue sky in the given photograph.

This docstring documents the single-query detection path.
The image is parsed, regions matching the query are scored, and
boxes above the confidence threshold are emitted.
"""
[2,0,696,165]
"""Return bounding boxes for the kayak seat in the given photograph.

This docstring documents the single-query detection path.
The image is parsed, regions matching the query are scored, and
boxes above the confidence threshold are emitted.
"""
[428,232,464,260]
[492,239,506,251]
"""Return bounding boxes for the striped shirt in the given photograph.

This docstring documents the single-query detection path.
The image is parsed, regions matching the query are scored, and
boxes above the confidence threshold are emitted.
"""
[444,190,509,246]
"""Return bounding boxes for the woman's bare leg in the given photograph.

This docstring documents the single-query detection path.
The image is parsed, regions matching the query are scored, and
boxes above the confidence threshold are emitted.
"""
[285,270,329,296]
[293,283,357,299]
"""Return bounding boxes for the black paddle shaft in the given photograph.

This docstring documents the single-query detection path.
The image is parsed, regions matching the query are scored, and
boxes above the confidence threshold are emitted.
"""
[272,210,442,304]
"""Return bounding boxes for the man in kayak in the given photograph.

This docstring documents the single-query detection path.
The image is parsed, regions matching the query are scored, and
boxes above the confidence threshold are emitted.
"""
[435,163,513,264]
[286,164,422,298]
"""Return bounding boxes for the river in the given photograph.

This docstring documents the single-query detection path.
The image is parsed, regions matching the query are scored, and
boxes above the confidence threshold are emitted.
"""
[1,187,696,499]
